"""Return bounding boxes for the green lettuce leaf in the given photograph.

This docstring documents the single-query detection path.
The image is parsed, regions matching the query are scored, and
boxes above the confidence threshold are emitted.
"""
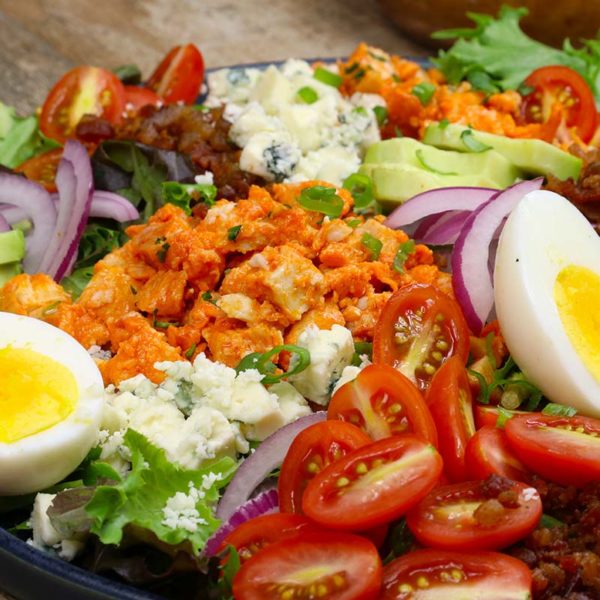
[433,6,600,103]
[85,429,237,555]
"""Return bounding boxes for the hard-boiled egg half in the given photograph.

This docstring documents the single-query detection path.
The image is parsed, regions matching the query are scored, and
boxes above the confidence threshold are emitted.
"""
[0,312,103,495]
[494,190,600,418]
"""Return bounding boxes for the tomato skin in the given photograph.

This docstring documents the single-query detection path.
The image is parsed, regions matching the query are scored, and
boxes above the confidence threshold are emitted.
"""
[278,420,371,514]
[381,549,532,599]
[147,44,204,104]
[406,479,542,551]
[373,284,470,392]
[40,66,125,143]
[302,435,443,530]
[465,426,532,483]
[505,413,600,486]
[15,147,63,192]
[233,531,382,600]
[426,356,475,482]
[328,364,437,444]
[219,513,318,563]
[123,85,162,111]
[523,65,598,143]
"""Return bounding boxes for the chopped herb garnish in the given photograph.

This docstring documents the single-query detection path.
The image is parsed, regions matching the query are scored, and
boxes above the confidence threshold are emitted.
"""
[227,225,242,241]
[313,66,343,88]
[361,233,383,260]
[185,344,197,359]
[415,149,458,176]
[154,319,173,329]
[342,173,374,211]
[354,68,366,80]
[235,344,311,384]
[201,291,217,305]
[542,403,577,417]
[393,240,416,272]
[394,126,404,138]
[156,242,170,263]
[353,106,368,117]
[344,62,359,75]
[297,86,319,104]
[411,82,436,106]
[346,218,362,229]
[130,285,138,295]
[373,105,388,126]
[461,129,492,152]
[298,185,344,218]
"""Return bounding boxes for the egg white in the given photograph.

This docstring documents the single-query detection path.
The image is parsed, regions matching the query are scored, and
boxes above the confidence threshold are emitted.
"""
[0,312,104,495]
[494,190,600,418]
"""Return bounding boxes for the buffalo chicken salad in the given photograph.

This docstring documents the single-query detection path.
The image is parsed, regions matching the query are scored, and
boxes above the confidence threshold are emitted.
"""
[1,6,600,600]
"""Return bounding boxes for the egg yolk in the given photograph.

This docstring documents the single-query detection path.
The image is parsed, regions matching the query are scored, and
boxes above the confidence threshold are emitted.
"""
[555,265,600,383]
[0,347,78,444]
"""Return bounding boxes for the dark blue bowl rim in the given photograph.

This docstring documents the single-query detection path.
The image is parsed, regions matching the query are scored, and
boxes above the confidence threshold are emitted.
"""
[0,54,430,600]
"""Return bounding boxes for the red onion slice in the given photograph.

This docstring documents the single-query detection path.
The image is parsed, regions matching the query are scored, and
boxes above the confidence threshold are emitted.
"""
[216,412,326,522]
[205,488,279,558]
[385,187,496,230]
[89,190,140,222]
[451,178,543,333]
[420,211,471,246]
[0,213,9,233]
[0,204,27,226]
[0,174,57,273]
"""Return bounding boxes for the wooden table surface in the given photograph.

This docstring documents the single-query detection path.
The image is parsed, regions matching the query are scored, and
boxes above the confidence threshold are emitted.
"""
[0,1,427,598]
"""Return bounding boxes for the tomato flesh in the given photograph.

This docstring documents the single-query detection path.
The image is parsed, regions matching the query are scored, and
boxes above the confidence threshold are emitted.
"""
[40,66,125,143]
[381,549,532,599]
[465,425,531,483]
[523,65,598,143]
[373,284,470,392]
[278,420,371,513]
[123,85,162,112]
[147,44,204,104]
[328,364,437,445]
[406,478,542,551]
[474,405,526,429]
[15,147,63,193]
[505,413,600,486]
[233,532,382,600]
[426,356,475,482]
[303,435,442,530]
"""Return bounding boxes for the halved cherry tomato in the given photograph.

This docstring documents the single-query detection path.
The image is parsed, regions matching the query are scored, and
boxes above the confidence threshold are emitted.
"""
[381,549,532,599]
[465,426,532,483]
[219,513,318,563]
[303,435,442,530]
[147,44,204,104]
[406,478,542,551]
[233,532,382,600]
[474,405,527,429]
[426,356,475,482]
[505,413,600,486]
[328,364,438,445]
[278,420,371,513]
[123,85,162,111]
[40,66,125,143]
[15,147,63,192]
[523,65,598,143]
[373,284,470,392]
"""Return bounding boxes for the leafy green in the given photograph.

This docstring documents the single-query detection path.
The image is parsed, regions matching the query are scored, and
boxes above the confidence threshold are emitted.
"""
[383,520,415,564]
[85,430,236,555]
[161,181,217,215]
[218,545,241,600]
[433,6,600,103]
[61,266,95,299]
[0,102,61,168]
[351,341,373,366]
[539,514,564,529]
[112,64,142,85]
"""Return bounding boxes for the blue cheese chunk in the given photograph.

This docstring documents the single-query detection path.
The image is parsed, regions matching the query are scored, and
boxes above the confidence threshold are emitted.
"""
[289,325,355,405]
[240,131,301,182]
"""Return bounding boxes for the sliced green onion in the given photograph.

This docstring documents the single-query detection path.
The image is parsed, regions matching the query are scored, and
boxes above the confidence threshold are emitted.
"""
[393,240,415,273]
[344,62,359,75]
[314,66,343,88]
[351,341,373,367]
[342,173,373,210]
[353,106,368,117]
[373,105,388,126]
[439,118,450,129]
[346,218,362,229]
[201,291,217,305]
[361,233,382,260]
[411,82,436,106]
[235,344,311,384]
[227,225,242,241]
[541,403,577,417]
[460,129,492,153]
[415,149,458,176]
[394,126,404,138]
[185,344,197,359]
[495,406,515,428]
[298,185,344,218]
[297,86,318,104]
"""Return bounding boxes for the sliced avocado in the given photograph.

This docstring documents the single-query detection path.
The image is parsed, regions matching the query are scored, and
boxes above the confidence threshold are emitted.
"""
[0,229,25,265]
[423,123,582,181]
[363,137,520,188]
[359,163,507,210]
[0,262,22,286]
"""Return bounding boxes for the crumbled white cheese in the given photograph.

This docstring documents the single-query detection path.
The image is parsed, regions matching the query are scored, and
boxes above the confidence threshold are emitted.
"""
[289,324,355,405]
[87,345,112,361]
[332,365,362,395]
[162,486,207,533]
[194,171,214,185]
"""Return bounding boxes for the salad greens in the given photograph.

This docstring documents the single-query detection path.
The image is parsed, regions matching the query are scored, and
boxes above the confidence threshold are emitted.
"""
[433,6,600,103]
